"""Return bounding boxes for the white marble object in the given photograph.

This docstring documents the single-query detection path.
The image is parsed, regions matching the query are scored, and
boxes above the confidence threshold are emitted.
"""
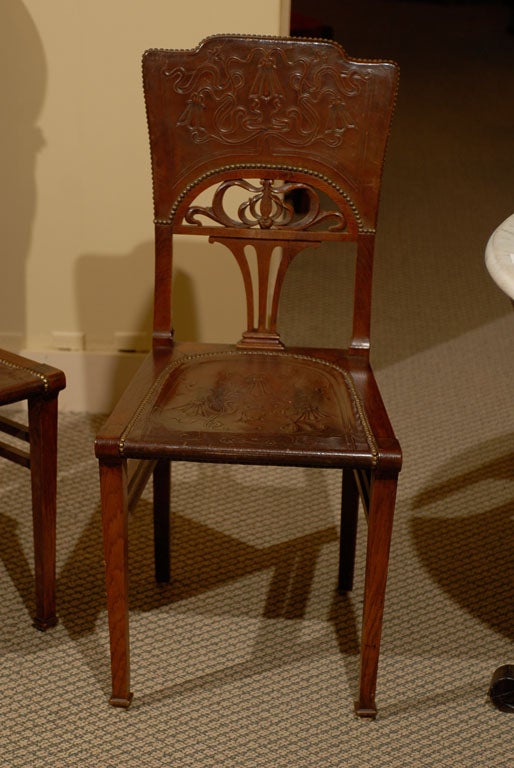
[485,213,514,300]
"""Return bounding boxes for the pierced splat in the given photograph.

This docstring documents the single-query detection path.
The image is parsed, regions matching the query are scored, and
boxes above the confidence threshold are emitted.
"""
[177,175,348,349]
[209,235,315,349]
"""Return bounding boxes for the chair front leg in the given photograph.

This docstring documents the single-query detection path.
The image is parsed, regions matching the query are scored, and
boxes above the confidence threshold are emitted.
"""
[100,458,133,707]
[356,470,398,718]
[28,393,59,631]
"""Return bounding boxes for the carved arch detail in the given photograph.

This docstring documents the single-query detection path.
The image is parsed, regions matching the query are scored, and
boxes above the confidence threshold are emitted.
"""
[185,178,346,232]
[164,163,364,232]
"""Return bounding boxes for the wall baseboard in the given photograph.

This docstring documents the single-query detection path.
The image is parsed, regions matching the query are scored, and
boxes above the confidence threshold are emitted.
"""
[21,349,146,413]
[0,333,24,352]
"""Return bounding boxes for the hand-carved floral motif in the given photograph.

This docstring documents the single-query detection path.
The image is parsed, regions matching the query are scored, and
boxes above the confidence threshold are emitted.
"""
[185,178,346,231]
[164,44,366,148]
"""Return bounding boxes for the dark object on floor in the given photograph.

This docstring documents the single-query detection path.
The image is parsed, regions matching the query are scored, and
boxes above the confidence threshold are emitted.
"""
[490,666,514,712]
[0,349,65,629]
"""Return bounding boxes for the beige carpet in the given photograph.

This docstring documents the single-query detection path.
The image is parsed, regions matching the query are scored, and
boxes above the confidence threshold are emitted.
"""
[2,1,514,765]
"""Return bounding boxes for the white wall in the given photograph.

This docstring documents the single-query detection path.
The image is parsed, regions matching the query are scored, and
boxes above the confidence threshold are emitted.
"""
[1,0,290,410]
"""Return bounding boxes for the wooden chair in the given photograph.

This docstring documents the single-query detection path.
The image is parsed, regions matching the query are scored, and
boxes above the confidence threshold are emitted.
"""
[95,34,402,718]
[0,349,66,629]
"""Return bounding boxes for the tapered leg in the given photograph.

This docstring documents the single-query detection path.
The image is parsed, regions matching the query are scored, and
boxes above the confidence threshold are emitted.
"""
[356,471,398,718]
[338,468,359,593]
[153,459,171,583]
[29,394,59,631]
[100,459,133,708]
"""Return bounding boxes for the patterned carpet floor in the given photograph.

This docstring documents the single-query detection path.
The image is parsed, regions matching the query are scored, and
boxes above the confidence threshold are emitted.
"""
[3,315,514,767]
[1,1,514,765]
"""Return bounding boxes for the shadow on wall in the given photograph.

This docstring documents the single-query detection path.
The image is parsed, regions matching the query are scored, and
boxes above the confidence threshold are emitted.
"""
[75,241,154,352]
[75,241,154,412]
[74,233,247,409]
[74,240,199,411]
[75,239,201,350]
[0,0,46,350]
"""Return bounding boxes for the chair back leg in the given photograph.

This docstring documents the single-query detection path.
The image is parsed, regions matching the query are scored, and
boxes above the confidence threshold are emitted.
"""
[153,459,171,583]
[29,394,59,631]
[339,468,360,593]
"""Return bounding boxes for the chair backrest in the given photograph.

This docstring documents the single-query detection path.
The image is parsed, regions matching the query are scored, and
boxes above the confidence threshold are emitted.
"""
[142,34,399,354]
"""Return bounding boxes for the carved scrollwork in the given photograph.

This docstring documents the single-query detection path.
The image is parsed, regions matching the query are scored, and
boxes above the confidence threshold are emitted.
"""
[185,178,346,232]
[163,44,366,148]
